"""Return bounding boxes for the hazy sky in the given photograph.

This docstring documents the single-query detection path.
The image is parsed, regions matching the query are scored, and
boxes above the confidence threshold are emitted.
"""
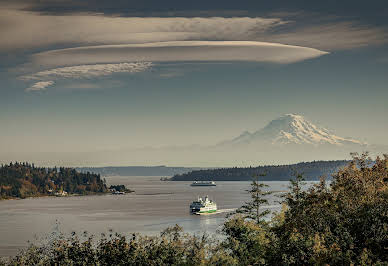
[1,0,387,166]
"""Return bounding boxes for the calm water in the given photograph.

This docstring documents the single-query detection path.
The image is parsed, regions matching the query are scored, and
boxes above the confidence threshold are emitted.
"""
[0,177,301,257]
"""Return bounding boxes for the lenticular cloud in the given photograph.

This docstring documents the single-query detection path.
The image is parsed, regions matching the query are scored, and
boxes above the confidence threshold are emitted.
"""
[32,41,328,67]
[22,62,153,81]
[21,62,153,91]
[25,81,55,92]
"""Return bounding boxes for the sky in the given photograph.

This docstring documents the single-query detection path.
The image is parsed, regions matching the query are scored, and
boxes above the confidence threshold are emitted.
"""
[1,0,387,166]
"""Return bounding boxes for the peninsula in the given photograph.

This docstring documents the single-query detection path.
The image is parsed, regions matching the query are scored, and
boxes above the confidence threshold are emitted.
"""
[0,162,108,200]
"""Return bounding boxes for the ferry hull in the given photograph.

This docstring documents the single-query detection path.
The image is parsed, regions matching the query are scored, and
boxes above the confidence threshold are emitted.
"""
[192,210,217,215]
[199,209,217,213]
[190,184,216,187]
[195,211,218,215]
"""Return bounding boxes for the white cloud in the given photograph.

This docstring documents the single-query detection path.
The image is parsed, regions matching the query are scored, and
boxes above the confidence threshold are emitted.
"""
[1,8,386,52]
[257,22,388,50]
[30,41,328,67]
[20,42,326,91]
[22,62,153,80]
[21,62,153,91]
[25,81,54,91]
[0,10,285,51]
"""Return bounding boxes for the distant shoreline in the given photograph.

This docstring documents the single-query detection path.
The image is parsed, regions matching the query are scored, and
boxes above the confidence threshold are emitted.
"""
[0,191,135,202]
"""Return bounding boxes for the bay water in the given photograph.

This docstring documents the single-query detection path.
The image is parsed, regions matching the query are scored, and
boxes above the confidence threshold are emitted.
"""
[0,176,305,257]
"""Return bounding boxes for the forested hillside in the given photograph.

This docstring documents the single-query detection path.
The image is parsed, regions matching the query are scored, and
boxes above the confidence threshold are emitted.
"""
[0,162,107,199]
[171,160,350,181]
[77,166,204,177]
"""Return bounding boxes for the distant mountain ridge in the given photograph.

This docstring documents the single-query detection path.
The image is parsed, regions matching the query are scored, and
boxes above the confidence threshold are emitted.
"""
[220,114,364,147]
[77,166,206,177]
[171,160,350,181]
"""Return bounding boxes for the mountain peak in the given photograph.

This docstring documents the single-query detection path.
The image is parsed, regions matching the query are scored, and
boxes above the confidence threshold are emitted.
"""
[224,114,364,147]
[273,113,307,124]
[282,113,304,119]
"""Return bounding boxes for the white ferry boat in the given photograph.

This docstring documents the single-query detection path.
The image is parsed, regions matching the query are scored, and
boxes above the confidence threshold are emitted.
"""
[190,196,217,214]
[190,181,216,187]
[112,191,125,195]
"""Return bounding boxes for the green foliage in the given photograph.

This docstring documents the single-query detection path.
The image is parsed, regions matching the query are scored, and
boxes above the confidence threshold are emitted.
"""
[234,173,272,224]
[6,226,234,266]
[171,160,350,181]
[272,152,388,265]
[109,185,133,193]
[223,153,388,265]
[222,217,276,265]
[0,162,107,199]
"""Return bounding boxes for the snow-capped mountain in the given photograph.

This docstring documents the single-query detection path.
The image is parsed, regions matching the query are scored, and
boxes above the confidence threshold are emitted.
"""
[221,114,364,147]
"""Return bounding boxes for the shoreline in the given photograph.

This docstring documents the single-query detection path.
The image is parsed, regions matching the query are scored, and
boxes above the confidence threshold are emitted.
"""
[0,191,134,202]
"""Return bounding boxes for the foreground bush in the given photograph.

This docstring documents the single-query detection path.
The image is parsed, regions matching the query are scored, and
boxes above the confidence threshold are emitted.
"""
[223,153,388,265]
[2,153,387,265]
[3,226,236,266]
[275,153,388,265]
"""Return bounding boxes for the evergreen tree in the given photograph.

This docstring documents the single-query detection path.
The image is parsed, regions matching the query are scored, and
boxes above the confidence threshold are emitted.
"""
[0,162,109,199]
[284,171,306,212]
[234,173,272,224]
